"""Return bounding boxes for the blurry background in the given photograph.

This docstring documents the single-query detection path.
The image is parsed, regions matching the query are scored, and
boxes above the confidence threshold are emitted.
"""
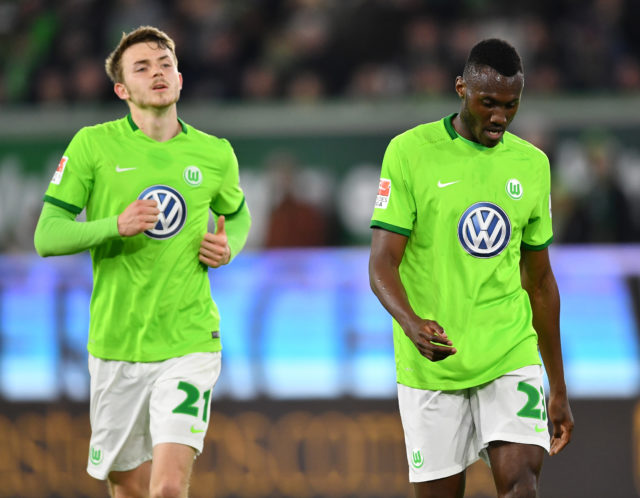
[1,0,640,497]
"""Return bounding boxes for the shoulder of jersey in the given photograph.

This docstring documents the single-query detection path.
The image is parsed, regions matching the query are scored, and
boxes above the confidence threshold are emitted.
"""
[393,120,451,148]
[182,123,233,149]
[503,131,548,163]
[79,117,129,138]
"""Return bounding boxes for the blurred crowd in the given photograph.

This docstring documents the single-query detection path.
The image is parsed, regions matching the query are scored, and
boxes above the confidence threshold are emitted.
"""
[0,0,639,252]
[2,0,640,105]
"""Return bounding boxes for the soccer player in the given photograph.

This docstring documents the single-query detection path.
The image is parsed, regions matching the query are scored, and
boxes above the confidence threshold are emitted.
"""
[34,26,251,497]
[369,39,573,497]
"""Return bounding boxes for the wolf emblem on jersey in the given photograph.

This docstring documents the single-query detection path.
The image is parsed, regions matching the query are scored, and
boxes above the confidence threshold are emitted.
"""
[458,202,511,258]
[138,185,187,239]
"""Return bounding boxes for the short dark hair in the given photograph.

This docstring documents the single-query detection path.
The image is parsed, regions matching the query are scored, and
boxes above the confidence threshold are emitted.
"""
[463,38,522,78]
[105,26,177,83]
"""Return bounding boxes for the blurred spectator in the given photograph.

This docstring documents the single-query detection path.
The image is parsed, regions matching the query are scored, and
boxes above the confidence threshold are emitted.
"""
[408,63,449,96]
[69,57,110,103]
[285,70,325,102]
[347,63,406,98]
[613,55,640,92]
[263,152,335,247]
[525,64,563,94]
[241,62,279,100]
[31,66,66,104]
[561,133,638,243]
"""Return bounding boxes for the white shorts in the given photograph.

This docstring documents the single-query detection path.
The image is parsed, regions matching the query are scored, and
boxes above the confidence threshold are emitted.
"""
[87,351,221,480]
[398,365,550,483]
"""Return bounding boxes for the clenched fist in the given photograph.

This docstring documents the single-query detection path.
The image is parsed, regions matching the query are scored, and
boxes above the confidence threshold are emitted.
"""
[199,216,231,268]
[117,199,159,236]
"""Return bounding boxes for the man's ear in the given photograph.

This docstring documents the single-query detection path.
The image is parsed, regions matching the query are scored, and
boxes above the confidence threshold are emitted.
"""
[455,76,466,99]
[114,82,128,101]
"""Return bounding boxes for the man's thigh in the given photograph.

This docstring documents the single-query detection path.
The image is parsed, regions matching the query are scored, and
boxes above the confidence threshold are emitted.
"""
[397,384,480,482]
[487,441,544,496]
[150,443,197,497]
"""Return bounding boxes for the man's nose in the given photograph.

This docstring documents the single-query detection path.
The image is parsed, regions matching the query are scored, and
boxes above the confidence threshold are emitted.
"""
[491,109,508,126]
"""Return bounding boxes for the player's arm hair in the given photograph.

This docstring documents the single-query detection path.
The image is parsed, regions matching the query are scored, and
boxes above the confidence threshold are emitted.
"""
[219,199,251,262]
[34,202,120,257]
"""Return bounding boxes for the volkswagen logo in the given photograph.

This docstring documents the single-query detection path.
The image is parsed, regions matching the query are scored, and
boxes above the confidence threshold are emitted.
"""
[457,202,511,258]
[138,185,187,239]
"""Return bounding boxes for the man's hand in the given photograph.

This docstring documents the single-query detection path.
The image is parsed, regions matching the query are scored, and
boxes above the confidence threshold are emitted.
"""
[548,391,574,456]
[199,216,231,268]
[117,199,159,236]
[403,318,457,362]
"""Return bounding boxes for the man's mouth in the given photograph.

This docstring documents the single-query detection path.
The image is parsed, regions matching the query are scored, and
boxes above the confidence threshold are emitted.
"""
[152,82,168,90]
[485,128,504,140]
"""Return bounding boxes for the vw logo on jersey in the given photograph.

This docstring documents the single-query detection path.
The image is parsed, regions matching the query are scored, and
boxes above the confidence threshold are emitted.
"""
[138,185,187,239]
[457,202,511,258]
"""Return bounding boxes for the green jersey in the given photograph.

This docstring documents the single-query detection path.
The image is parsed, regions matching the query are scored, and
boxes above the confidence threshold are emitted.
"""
[44,115,245,362]
[371,114,552,390]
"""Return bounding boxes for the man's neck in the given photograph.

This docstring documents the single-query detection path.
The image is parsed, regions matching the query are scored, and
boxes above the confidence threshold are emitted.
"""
[129,105,182,142]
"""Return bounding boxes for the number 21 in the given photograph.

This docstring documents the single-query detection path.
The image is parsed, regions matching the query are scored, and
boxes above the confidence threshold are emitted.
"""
[172,381,212,422]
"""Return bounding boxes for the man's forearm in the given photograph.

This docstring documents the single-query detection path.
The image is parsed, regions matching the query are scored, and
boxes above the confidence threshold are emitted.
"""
[529,271,567,393]
[34,202,120,257]
[369,258,420,331]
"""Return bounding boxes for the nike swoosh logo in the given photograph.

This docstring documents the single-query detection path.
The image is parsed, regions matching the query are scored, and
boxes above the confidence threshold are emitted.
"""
[437,180,460,188]
[190,425,205,434]
[115,166,136,172]
[534,424,547,433]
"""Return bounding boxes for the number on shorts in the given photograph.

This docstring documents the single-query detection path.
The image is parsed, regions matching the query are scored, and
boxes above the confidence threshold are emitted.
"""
[173,381,212,421]
[516,381,546,420]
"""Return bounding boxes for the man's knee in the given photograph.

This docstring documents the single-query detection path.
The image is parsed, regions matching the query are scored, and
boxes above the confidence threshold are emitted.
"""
[150,479,187,498]
[496,474,538,498]
[108,466,151,498]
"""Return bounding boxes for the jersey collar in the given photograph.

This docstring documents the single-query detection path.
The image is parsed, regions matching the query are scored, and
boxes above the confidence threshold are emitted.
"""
[126,114,188,134]
[443,113,504,150]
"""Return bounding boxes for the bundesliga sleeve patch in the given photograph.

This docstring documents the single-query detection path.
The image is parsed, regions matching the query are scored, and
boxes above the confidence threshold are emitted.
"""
[375,178,391,209]
[51,156,68,185]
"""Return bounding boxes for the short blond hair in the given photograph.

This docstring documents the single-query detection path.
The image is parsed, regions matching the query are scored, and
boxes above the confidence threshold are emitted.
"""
[105,26,177,83]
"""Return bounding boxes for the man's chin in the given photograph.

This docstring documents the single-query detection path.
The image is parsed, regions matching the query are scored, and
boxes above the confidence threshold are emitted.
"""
[136,95,180,110]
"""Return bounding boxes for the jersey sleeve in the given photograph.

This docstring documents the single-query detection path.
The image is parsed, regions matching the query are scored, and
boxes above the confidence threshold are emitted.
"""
[370,137,415,236]
[34,202,120,257]
[522,154,553,250]
[43,127,94,214]
[210,139,245,216]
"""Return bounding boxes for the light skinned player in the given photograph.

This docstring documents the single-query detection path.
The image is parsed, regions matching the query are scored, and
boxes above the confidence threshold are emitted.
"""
[369,39,573,498]
[34,26,251,498]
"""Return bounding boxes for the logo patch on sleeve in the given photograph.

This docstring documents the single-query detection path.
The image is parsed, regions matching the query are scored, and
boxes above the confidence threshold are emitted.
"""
[375,178,391,209]
[51,156,68,185]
